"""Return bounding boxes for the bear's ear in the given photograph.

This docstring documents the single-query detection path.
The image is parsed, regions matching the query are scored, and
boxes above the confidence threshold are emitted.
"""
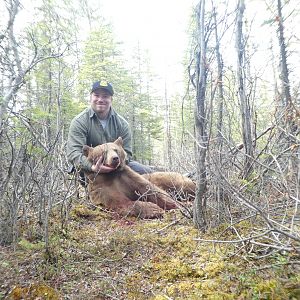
[114,137,123,147]
[82,145,92,157]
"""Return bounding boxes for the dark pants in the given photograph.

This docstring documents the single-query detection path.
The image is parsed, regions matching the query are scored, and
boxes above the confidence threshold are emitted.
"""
[127,160,154,175]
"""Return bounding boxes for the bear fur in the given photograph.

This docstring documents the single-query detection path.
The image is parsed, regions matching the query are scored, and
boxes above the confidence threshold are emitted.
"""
[82,137,195,219]
[142,172,195,201]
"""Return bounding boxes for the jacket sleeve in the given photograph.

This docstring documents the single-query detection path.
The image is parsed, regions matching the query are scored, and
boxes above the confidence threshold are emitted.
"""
[66,117,93,171]
[119,120,133,158]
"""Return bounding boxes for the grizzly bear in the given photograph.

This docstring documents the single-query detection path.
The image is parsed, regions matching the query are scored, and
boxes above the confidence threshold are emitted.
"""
[142,172,195,201]
[82,137,195,219]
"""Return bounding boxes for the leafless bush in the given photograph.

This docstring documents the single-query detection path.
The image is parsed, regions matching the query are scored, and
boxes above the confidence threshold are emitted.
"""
[197,122,300,256]
[0,114,77,248]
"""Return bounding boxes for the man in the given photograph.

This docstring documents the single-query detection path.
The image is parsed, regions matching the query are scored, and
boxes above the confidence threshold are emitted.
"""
[67,80,153,175]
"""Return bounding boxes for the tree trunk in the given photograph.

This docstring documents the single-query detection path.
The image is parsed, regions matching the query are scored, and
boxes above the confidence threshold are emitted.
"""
[213,5,226,221]
[276,0,299,177]
[165,79,172,169]
[193,0,208,231]
[277,0,291,106]
[0,0,22,130]
[236,0,253,179]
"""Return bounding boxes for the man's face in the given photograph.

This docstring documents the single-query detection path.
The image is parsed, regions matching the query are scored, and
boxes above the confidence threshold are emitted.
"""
[90,89,112,116]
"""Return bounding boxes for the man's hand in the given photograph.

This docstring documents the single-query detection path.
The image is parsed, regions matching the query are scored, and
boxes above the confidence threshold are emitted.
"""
[91,156,116,173]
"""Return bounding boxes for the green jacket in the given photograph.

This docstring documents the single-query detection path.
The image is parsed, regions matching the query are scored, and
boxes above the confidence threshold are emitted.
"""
[67,107,132,171]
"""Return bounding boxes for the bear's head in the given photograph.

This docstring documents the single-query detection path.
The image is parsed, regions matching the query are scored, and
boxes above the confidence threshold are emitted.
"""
[83,137,127,171]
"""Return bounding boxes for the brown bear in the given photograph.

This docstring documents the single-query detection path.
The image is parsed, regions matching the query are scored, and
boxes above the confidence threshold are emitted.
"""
[83,138,177,218]
[82,138,195,219]
[142,172,195,201]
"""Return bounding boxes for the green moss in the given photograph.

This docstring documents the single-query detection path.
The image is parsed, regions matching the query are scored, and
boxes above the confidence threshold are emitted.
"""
[70,204,107,220]
[148,257,205,282]
[7,283,60,300]
[152,280,236,300]
[125,273,149,299]
[18,238,45,250]
[3,204,300,299]
[251,279,294,299]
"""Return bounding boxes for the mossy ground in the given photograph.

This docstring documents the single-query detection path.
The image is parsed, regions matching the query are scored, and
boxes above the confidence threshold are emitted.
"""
[1,204,299,299]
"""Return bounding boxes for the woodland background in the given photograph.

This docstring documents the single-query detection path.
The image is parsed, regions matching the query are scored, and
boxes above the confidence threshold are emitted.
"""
[0,0,300,298]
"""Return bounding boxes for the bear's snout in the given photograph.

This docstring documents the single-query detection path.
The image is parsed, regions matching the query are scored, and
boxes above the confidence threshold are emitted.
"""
[112,156,119,163]
[107,155,120,168]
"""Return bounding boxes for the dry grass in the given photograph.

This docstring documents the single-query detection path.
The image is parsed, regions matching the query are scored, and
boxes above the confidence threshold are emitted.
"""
[1,204,300,300]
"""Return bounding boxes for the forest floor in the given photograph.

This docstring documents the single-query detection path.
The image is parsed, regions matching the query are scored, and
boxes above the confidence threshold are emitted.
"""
[1,201,300,300]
